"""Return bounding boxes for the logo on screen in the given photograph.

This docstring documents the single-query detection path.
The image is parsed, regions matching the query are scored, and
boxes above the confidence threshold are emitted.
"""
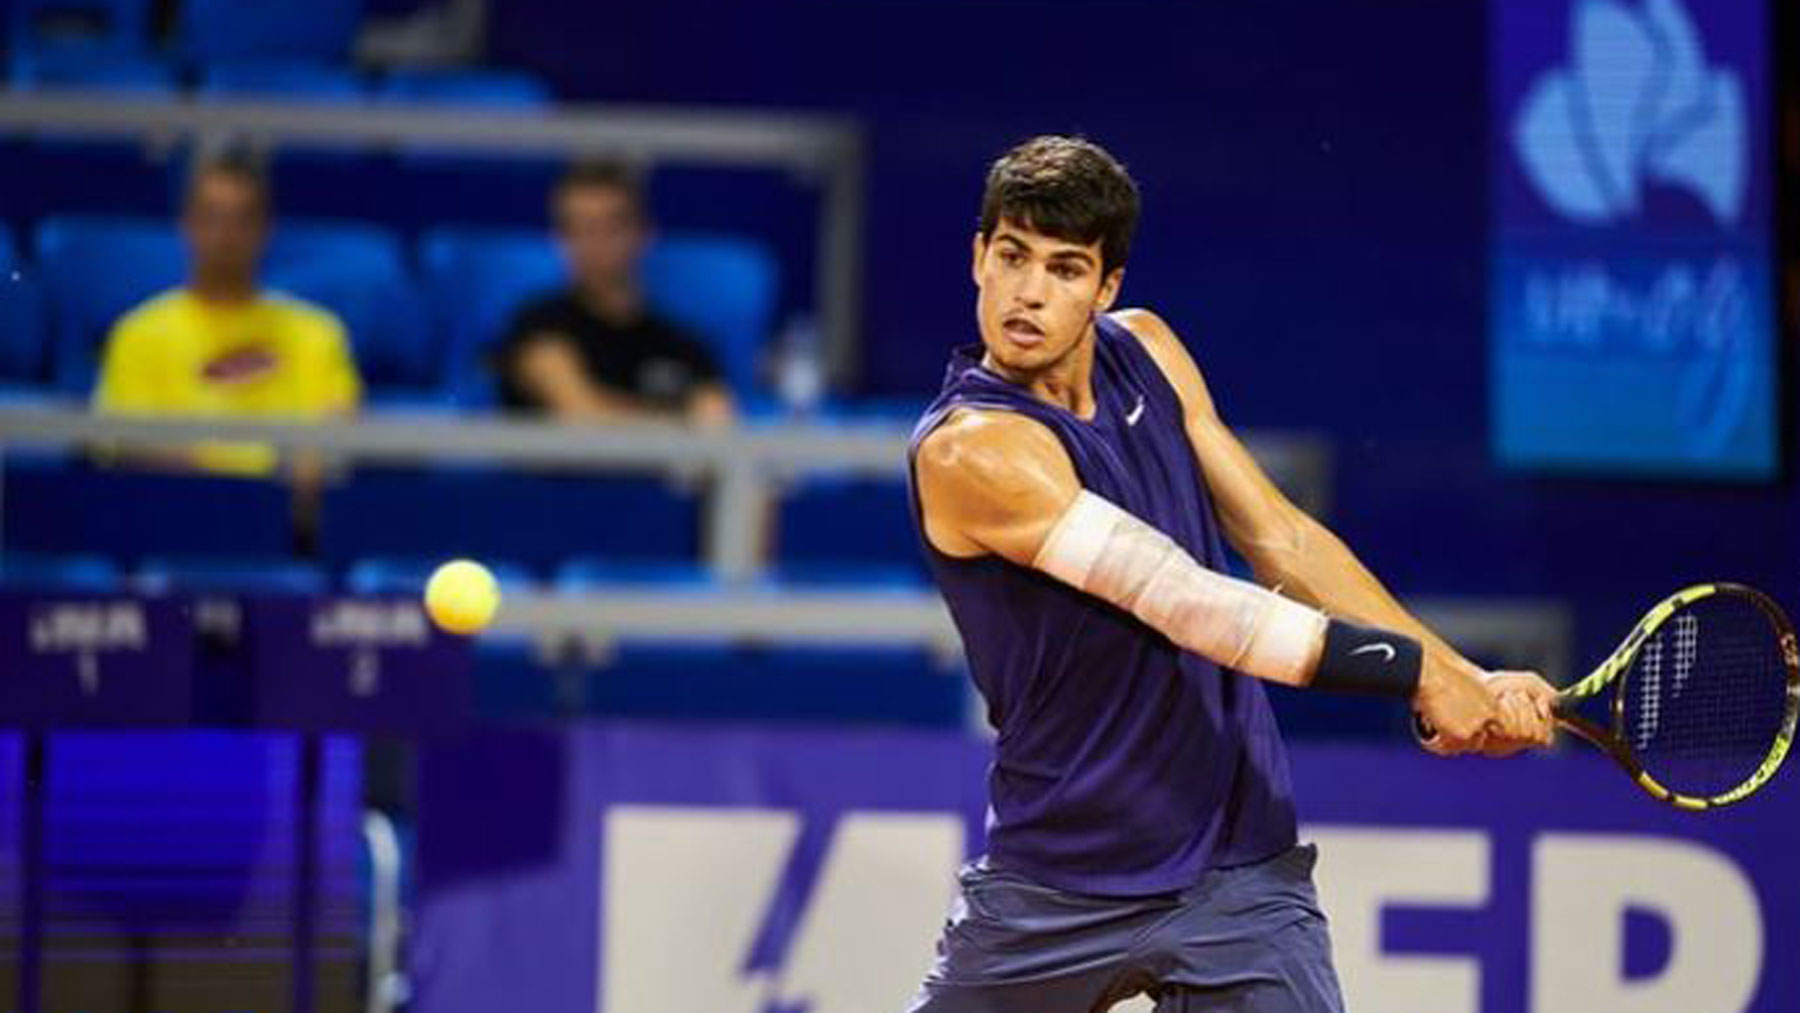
[1514,0,1745,226]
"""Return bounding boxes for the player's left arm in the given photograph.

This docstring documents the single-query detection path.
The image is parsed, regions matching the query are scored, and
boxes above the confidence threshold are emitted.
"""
[1114,309,1555,744]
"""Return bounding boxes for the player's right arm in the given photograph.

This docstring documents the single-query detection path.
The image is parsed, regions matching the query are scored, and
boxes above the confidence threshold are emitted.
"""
[915,410,1486,729]
[915,408,1079,564]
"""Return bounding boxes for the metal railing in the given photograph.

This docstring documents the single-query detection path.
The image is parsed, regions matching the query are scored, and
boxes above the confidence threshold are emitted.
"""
[0,408,1572,674]
[0,90,866,381]
[0,407,1331,579]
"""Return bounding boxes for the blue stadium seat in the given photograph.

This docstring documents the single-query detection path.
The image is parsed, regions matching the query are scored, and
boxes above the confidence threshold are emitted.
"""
[555,559,714,590]
[419,228,779,403]
[0,551,122,591]
[175,0,364,63]
[34,215,432,399]
[7,45,175,92]
[377,69,554,172]
[9,0,154,54]
[6,51,178,227]
[0,231,51,399]
[198,60,367,102]
[820,396,931,422]
[765,561,928,590]
[264,220,434,397]
[136,556,330,594]
[34,215,183,393]
[320,467,702,577]
[379,69,551,106]
[587,642,965,727]
[775,476,924,575]
[416,228,563,403]
[642,235,779,399]
[344,557,534,595]
[1,461,295,564]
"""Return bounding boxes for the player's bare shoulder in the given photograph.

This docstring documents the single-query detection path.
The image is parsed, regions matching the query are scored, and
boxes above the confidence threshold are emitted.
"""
[914,408,1079,562]
[1109,307,1179,346]
[1108,308,1216,420]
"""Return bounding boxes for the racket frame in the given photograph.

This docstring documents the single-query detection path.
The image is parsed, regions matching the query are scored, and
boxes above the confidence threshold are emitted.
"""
[1556,582,1800,811]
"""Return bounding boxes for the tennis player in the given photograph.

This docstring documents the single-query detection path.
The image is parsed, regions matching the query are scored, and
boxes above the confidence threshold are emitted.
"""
[904,135,1555,1013]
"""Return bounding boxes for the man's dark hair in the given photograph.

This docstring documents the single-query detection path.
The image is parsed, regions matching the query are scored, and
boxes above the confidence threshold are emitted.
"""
[184,150,272,217]
[552,159,648,223]
[979,135,1140,275]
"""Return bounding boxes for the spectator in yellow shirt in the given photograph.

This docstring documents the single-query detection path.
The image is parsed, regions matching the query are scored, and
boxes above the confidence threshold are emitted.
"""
[93,154,362,476]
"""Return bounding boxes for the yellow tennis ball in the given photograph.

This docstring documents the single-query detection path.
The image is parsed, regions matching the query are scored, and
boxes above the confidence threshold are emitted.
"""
[424,559,500,635]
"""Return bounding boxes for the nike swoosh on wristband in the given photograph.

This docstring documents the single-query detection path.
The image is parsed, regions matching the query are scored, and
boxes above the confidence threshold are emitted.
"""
[1350,642,1397,663]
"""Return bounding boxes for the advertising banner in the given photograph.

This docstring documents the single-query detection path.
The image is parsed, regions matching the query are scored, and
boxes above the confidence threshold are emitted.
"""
[414,725,1800,1013]
[1490,0,1776,476]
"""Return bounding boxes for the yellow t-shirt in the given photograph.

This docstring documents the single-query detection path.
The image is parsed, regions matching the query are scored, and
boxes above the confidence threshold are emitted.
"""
[93,288,363,475]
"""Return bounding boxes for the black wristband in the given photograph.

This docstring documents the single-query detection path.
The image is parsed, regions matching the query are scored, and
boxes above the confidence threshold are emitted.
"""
[1311,619,1423,699]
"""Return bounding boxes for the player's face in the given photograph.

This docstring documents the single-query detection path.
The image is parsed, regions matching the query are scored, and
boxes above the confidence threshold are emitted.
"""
[182,174,268,279]
[972,222,1121,376]
[557,185,646,292]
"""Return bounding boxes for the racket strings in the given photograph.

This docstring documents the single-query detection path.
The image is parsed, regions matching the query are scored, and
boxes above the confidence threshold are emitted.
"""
[1623,595,1791,800]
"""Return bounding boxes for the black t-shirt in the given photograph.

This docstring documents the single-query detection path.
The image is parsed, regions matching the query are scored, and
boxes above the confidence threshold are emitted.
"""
[495,291,723,413]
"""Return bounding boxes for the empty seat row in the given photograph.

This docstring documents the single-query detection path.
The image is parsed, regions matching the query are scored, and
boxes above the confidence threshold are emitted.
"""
[8,50,551,105]
[0,463,926,584]
[473,637,969,729]
[14,0,367,63]
[0,216,778,405]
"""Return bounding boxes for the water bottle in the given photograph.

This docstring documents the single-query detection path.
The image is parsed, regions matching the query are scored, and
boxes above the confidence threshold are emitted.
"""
[775,314,826,418]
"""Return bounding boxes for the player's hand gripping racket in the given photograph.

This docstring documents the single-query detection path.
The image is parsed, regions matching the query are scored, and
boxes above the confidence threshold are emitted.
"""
[1418,583,1799,810]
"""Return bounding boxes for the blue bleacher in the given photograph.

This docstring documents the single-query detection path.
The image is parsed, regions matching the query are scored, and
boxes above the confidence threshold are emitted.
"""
[776,476,924,576]
[9,0,154,55]
[8,45,176,92]
[377,70,555,175]
[766,561,928,590]
[554,558,713,590]
[32,214,439,401]
[198,60,368,103]
[33,215,184,393]
[416,227,562,403]
[265,219,436,400]
[588,642,966,728]
[320,467,702,578]
[0,228,51,400]
[174,0,364,63]
[136,555,331,594]
[0,551,122,591]
[642,235,779,399]
[379,69,552,107]
[419,227,779,403]
[2,461,295,564]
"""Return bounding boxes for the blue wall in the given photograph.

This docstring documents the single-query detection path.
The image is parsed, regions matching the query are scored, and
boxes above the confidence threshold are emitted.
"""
[495,0,1797,664]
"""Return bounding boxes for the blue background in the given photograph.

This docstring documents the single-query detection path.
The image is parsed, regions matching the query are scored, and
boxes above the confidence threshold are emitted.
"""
[487,0,1797,664]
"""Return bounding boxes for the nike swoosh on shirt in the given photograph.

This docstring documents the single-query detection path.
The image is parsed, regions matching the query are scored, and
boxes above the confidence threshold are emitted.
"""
[1350,643,1397,663]
[1124,395,1146,426]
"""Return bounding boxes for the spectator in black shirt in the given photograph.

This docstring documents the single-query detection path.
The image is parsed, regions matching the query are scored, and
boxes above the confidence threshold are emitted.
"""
[496,161,736,425]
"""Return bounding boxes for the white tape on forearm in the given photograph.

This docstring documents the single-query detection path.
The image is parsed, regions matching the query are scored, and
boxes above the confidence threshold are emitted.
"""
[1033,490,1326,685]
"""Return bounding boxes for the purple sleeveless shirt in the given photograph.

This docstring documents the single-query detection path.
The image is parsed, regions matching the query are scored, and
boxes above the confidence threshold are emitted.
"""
[907,314,1298,896]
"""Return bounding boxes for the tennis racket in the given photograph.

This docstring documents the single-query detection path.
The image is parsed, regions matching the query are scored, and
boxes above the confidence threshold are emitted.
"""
[1419,583,1799,810]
